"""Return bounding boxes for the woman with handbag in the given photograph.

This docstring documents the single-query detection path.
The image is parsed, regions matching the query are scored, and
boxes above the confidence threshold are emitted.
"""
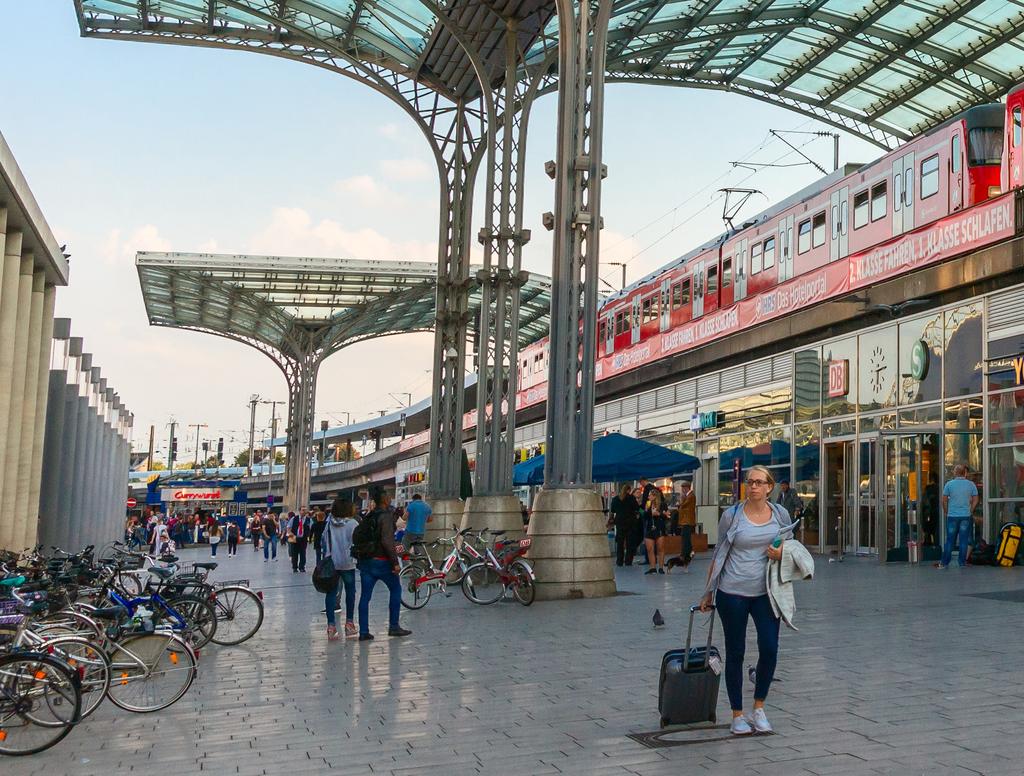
[699,465,790,736]
[208,521,222,558]
[643,489,669,575]
[322,499,359,641]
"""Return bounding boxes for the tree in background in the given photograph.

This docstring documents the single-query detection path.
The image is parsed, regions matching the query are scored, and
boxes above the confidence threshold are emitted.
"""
[233,449,286,467]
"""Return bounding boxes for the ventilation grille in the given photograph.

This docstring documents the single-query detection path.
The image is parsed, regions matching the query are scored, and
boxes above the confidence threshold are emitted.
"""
[746,359,772,385]
[988,287,1024,340]
[638,391,656,413]
[697,374,720,396]
[720,367,744,392]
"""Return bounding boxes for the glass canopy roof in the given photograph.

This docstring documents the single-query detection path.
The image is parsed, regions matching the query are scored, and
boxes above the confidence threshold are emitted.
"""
[135,252,552,359]
[76,0,1024,147]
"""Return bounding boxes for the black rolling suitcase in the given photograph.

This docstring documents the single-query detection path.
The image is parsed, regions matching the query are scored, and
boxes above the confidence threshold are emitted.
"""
[658,604,721,727]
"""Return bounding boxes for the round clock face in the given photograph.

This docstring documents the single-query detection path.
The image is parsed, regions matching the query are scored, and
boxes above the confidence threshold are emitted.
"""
[869,345,888,393]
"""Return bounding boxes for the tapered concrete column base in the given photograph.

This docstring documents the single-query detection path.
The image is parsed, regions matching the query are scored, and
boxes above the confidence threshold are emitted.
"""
[424,498,464,547]
[526,487,616,600]
[460,494,524,540]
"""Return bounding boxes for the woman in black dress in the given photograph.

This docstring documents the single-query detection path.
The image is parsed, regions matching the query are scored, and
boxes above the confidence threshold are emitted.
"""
[643,489,670,575]
[608,484,641,566]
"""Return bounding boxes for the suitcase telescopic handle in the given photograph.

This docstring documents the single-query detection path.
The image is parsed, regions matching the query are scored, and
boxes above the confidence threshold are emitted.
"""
[685,604,716,669]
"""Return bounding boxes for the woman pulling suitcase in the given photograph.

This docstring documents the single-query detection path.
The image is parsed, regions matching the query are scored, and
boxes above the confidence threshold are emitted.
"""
[699,465,790,736]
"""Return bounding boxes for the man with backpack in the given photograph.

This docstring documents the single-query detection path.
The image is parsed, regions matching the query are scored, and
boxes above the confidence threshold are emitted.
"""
[351,491,411,641]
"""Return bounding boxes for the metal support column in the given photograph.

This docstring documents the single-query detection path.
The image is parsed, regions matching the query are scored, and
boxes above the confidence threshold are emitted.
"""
[528,0,616,599]
[283,352,319,512]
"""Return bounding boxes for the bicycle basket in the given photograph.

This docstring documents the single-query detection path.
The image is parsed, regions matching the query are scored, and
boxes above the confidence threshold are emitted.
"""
[0,613,25,645]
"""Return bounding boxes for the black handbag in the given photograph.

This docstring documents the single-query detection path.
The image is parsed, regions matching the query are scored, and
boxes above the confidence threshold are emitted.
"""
[312,526,337,593]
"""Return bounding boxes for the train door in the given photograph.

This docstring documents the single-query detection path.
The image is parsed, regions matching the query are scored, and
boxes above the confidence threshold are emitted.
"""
[691,261,705,318]
[660,278,671,331]
[829,186,849,261]
[630,296,641,345]
[602,312,614,355]
[733,239,748,301]
[777,215,794,281]
[892,153,915,235]
[949,129,964,212]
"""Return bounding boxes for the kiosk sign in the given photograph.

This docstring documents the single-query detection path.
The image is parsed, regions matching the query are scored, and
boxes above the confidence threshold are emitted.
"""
[160,487,232,502]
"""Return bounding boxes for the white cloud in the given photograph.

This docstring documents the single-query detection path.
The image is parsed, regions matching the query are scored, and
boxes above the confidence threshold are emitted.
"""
[379,123,400,139]
[100,224,172,267]
[379,158,432,182]
[246,206,435,261]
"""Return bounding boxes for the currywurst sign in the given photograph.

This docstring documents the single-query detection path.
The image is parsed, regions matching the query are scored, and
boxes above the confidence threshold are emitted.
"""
[161,488,232,501]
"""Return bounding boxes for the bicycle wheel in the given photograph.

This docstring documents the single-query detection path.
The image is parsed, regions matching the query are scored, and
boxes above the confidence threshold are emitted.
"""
[210,586,264,646]
[0,652,82,756]
[163,595,217,648]
[106,633,196,713]
[115,572,144,597]
[461,563,505,605]
[40,635,111,719]
[509,559,535,607]
[398,565,433,610]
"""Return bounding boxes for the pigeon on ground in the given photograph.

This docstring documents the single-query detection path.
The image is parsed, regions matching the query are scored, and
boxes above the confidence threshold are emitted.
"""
[653,609,665,628]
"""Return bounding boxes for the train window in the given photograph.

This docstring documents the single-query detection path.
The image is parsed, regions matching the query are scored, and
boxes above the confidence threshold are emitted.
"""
[797,219,811,254]
[642,296,658,323]
[750,242,763,274]
[1015,107,1022,148]
[831,205,839,237]
[599,321,606,343]
[870,181,887,221]
[921,155,939,199]
[841,201,849,235]
[707,266,718,295]
[680,278,691,306]
[905,168,914,206]
[722,258,732,288]
[951,134,961,174]
[671,283,682,310]
[853,189,869,229]
[762,237,776,270]
[968,127,1002,165]
[614,310,626,335]
[812,211,826,247]
[894,172,903,212]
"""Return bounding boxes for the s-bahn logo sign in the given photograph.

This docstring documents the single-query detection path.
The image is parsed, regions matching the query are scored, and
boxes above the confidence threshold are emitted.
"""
[160,488,232,501]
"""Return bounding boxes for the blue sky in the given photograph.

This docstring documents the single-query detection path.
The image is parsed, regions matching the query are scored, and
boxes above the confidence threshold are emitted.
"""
[1,4,882,462]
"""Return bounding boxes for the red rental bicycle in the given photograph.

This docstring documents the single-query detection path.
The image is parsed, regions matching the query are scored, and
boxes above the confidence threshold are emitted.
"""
[460,531,535,606]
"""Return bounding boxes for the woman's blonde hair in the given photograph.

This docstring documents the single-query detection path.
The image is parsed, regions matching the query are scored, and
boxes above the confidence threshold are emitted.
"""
[619,483,632,499]
[746,465,776,487]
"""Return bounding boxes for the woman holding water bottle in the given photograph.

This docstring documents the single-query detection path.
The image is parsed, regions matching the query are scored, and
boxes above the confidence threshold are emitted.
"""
[699,465,791,736]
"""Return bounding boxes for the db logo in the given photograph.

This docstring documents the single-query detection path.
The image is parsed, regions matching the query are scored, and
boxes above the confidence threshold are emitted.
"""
[828,360,849,398]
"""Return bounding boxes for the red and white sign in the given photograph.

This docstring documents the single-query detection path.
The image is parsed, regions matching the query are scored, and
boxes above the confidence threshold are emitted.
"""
[161,488,231,502]
[126,497,137,509]
[827,360,849,398]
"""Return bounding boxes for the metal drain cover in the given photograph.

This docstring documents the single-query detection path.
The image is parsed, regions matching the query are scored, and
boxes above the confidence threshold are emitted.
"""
[628,724,733,748]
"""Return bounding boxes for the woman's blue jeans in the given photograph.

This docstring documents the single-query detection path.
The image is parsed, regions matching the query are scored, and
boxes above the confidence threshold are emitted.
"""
[325,570,356,627]
[716,590,780,711]
[357,559,401,635]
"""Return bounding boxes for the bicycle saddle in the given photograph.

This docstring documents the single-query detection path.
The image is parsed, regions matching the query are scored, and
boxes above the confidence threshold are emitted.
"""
[148,567,175,579]
[0,575,26,587]
[490,530,507,537]
[193,562,218,570]
[91,605,129,622]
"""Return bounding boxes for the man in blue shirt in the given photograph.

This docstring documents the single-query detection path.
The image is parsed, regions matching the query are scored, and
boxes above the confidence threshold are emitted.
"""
[937,464,979,569]
[402,494,432,556]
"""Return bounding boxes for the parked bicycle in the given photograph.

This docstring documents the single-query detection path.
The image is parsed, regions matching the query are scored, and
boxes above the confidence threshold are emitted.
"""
[461,531,535,606]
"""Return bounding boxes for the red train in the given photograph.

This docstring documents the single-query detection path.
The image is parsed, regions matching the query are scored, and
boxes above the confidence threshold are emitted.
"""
[516,86,1024,401]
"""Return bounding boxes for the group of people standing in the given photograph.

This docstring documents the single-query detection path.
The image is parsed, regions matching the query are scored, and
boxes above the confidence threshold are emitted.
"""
[607,478,697,573]
[245,508,328,572]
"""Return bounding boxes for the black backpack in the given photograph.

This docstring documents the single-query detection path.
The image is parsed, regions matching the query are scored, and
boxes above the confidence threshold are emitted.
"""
[350,511,382,560]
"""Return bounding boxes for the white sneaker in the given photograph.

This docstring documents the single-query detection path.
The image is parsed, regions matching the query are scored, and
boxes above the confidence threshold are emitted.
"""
[750,708,773,734]
[730,715,753,735]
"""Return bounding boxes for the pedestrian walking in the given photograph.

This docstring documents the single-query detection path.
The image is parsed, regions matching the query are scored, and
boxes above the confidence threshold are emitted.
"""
[401,493,431,561]
[643,488,669,575]
[262,512,279,562]
[323,498,359,641]
[312,510,327,566]
[288,509,313,573]
[208,521,222,557]
[226,520,240,556]
[937,464,980,569]
[354,492,411,640]
[608,484,641,566]
[677,480,697,572]
[152,516,170,556]
[699,465,790,736]
[775,479,802,520]
[249,512,262,551]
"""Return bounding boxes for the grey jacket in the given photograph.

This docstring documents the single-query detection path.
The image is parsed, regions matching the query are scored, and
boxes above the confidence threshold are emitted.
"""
[323,517,358,571]
[766,539,815,630]
[703,500,792,597]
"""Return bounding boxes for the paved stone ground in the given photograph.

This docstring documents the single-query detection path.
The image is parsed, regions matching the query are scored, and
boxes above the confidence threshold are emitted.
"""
[10,542,1024,776]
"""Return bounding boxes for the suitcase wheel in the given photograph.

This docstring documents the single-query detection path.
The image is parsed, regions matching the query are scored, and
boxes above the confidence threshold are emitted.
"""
[660,717,668,729]
[710,714,716,724]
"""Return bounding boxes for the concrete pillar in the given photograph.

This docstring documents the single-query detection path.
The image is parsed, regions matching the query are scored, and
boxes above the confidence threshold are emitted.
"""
[14,272,47,550]
[0,255,35,550]
[0,220,15,482]
[67,353,92,551]
[424,497,465,550]
[57,339,83,550]
[38,369,67,549]
[23,284,56,549]
[460,494,524,541]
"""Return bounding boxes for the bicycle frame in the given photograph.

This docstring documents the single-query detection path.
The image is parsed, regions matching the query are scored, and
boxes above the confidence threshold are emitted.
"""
[106,590,188,632]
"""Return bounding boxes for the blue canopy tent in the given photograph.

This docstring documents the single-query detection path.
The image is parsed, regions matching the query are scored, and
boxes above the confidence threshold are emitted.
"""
[512,432,700,485]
